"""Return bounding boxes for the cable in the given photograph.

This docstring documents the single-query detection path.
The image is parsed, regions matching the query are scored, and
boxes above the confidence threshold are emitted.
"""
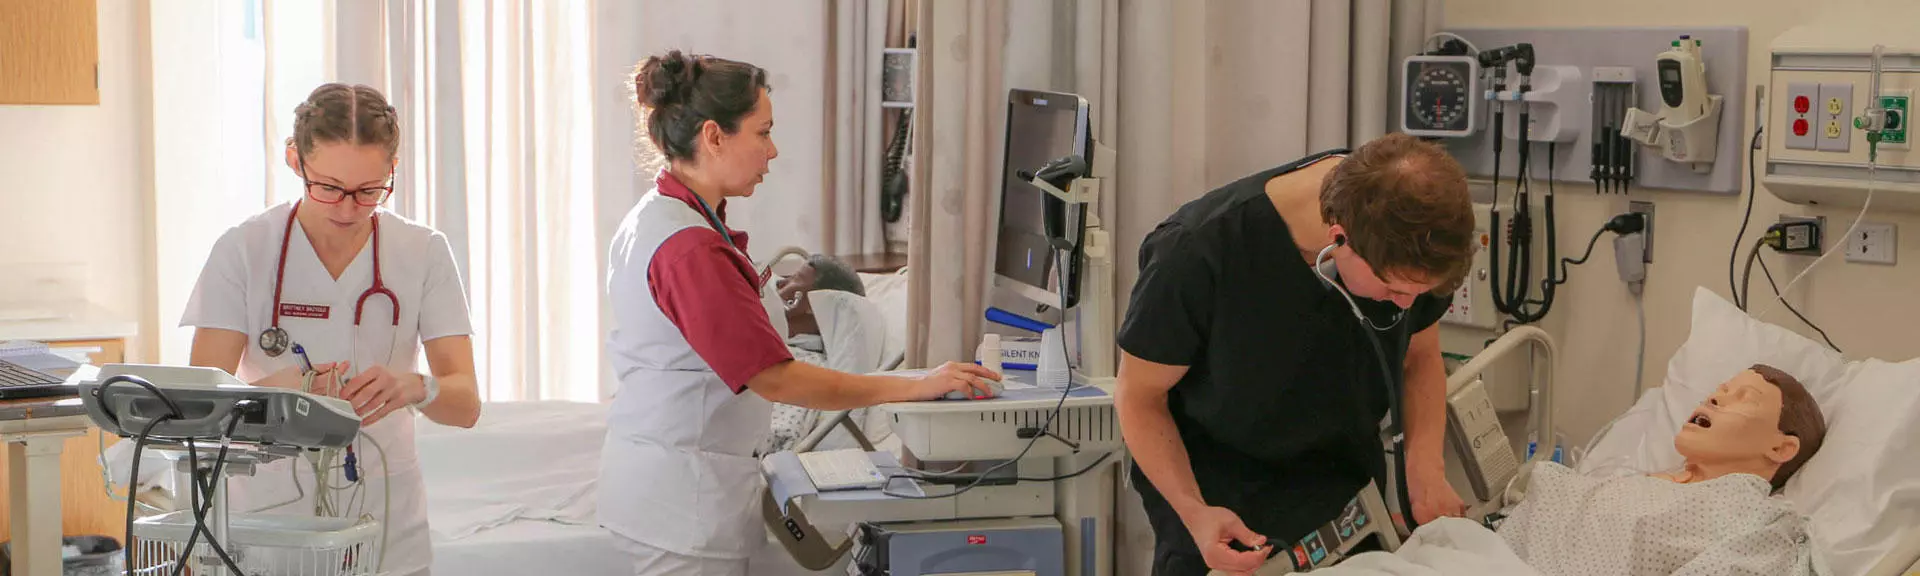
[1549,228,1607,288]
[1742,236,1840,351]
[1759,152,1878,321]
[1011,452,1112,482]
[1740,238,1764,312]
[125,415,173,576]
[355,430,393,574]
[1729,126,1763,308]
[1633,290,1647,399]
[1756,249,1842,353]
[97,423,167,515]
[171,411,249,576]
[1425,32,1479,55]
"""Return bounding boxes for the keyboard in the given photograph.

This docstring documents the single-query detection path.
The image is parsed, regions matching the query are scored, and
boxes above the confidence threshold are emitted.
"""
[797,449,888,492]
[0,361,61,388]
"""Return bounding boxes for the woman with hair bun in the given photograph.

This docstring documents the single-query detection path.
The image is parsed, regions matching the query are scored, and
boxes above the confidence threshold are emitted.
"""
[596,50,1000,575]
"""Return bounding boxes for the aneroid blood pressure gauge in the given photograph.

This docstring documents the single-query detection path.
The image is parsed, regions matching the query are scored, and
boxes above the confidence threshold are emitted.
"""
[1401,55,1482,137]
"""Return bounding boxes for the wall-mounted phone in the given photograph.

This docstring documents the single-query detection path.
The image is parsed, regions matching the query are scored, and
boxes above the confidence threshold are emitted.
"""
[1446,377,1520,504]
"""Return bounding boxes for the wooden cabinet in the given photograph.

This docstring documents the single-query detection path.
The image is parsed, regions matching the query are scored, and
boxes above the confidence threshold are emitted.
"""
[0,0,100,105]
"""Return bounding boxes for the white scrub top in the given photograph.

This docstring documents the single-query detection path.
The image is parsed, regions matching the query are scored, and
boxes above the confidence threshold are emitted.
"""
[598,176,794,565]
[181,201,473,576]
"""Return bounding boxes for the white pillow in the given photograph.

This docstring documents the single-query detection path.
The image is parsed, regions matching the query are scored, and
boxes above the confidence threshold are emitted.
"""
[811,290,889,374]
[1785,358,1920,576]
[1589,287,1846,475]
[1581,286,1920,576]
[858,271,910,369]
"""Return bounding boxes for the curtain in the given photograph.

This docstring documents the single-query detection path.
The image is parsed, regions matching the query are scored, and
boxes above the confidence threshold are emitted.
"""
[388,0,600,402]
[824,0,907,258]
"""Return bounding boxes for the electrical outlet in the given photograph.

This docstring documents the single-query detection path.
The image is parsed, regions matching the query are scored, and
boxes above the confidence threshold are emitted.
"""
[1819,83,1854,152]
[1845,222,1897,265]
[1785,82,1820,151]
[1629,200,1655,262]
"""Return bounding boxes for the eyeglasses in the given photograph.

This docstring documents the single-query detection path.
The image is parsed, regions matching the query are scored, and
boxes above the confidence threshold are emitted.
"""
[297,156,394,207]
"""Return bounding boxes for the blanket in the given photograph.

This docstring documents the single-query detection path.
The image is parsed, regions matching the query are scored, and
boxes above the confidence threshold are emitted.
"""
[1310,462,1821,576]
[1306,518,1540,575]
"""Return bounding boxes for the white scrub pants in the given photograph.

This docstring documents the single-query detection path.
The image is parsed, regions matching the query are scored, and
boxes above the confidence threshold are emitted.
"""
[614,535,748,576]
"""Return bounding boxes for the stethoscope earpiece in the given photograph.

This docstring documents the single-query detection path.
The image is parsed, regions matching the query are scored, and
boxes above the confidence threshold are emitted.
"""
[1313,241,1406,333]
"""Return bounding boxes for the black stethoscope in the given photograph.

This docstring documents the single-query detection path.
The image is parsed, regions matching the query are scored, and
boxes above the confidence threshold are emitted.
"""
[1313,236,1420,533]
[1313,238,1407,332]
[258,201,400,357]
[688,190,772,292]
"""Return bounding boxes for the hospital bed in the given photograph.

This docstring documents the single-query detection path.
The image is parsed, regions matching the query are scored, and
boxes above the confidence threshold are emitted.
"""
[1303,286,1920,576]
[421,247,914,576]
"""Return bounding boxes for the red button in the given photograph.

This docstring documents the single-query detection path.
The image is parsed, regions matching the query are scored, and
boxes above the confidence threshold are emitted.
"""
[1794,118,1809,136]
[1795,96,1811,114]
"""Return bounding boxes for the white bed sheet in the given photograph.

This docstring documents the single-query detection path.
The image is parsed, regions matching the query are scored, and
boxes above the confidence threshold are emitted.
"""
[431,518,628,576]
[1309,518,1539,576]
[430,517,836,576]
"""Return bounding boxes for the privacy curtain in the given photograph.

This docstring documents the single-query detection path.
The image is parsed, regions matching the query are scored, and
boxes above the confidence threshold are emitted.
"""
[389,0,603,402]
[825,0,915,258]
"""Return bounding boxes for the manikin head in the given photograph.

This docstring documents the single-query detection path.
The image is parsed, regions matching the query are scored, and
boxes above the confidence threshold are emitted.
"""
[778,255,865,337]
[1676,364,1827,492]
[1316,133,1476,309]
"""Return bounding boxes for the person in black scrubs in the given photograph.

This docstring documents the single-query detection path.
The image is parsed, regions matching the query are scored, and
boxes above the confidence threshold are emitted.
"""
[1115,133,1478,575]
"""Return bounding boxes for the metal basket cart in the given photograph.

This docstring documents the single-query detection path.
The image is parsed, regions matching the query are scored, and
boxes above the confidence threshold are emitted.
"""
[130,511,383,576]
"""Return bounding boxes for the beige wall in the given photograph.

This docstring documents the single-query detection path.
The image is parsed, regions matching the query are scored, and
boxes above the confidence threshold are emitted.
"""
[1439,0,1920,446]
[0,0,151,361]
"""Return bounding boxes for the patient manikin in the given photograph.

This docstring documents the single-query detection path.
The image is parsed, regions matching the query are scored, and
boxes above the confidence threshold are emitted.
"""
[763,256,881,454]
[1494,364,1829,575]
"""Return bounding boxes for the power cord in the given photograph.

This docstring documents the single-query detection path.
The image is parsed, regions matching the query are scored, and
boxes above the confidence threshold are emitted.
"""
[1743,231,1842,352]
[1545,213,1646,288]
[93,375,250,576]
[1728,125,1764,309]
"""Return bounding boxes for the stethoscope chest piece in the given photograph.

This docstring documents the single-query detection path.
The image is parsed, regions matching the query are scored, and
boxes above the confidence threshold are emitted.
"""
[260,326,290,357]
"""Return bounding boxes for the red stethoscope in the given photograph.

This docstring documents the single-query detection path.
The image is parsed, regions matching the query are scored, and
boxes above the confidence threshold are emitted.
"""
[257,201,400,357]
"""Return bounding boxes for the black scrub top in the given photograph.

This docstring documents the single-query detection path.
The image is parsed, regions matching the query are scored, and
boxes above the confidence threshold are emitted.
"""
[1117,150,1452,558]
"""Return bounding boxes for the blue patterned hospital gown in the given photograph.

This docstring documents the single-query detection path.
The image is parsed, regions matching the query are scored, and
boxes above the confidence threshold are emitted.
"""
[1495,462,1821,576]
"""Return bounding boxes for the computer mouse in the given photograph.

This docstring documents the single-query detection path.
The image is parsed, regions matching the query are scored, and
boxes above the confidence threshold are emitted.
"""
[943,378,1005,400]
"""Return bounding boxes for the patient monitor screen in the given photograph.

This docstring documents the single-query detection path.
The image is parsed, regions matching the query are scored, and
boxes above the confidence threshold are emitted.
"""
[995,89,1089,308]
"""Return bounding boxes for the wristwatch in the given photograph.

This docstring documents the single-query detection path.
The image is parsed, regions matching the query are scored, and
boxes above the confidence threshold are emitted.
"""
[415,374,440,409]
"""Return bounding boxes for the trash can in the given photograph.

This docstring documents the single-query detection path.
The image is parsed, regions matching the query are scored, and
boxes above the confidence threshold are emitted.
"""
[0,535,122,576]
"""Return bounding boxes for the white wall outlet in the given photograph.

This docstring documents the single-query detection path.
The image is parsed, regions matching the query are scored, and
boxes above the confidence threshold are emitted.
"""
[1845,222,1897,265]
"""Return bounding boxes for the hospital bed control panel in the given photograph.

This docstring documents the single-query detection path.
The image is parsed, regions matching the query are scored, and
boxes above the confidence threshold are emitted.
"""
[1262,481,1401,573]
[1447,377,1521,504]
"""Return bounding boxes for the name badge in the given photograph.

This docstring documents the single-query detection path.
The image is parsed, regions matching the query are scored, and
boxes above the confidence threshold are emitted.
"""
[280,303,331,319]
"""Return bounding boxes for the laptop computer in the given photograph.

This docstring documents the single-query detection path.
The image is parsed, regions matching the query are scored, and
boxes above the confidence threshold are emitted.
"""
[0,349,82,400]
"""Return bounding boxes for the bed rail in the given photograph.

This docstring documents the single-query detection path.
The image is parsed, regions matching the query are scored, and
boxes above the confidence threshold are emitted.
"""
[1446,326,1557,468]
[1445,325,1558,519]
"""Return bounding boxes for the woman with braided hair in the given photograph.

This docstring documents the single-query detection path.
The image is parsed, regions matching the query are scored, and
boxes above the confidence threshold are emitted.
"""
[181,82,480,575]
